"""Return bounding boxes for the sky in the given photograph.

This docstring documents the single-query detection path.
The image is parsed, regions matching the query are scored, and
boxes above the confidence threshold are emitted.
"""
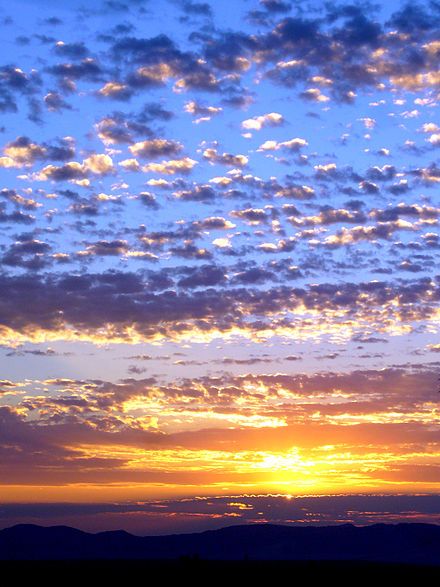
[0,0,439,534]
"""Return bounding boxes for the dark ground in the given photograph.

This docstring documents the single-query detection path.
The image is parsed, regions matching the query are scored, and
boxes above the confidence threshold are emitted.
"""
[2,560,439,582]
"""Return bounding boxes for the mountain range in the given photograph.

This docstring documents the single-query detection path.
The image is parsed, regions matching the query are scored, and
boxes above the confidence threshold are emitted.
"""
[1,522,439,564]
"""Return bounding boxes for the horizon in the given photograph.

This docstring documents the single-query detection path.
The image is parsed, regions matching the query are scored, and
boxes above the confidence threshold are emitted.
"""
[0,0,439,536]
[3,516,440,535]
[2,519,440,567]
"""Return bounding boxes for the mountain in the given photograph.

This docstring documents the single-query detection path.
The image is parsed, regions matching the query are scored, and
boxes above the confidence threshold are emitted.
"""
[1,523,439,565]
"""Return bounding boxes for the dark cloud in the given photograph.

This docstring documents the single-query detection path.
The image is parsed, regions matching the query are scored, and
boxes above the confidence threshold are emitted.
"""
[332,10,381,47]
[180,1,212,16]
[6,347,61,357]
[260,0,291,13]
[69,202,100,216]
[44,91,72,111]
[113,34,221,92]
[359,180,379,194]
[139,192,159,208]
[1,494,439,534]
[194,2,440,103]
[137,103,174,122]
[0,270,436,341]
[232,208,268,223]
[233,267,275,285]
[388,1,438,34]
[53,42,90,59]
[388,180,410,195]
[48,59,103,81]
[373,204,439,222]
[95,113,150,144]
[169,241,212,259]
[130,139,182,159]
[82,240,129,256]
[177,265,226,288]
[175,184,216,202]
[0,66,41,118]
[127,364,147,374]
[43,17,63,26]
[367,165,396,181]
[0,203,34,224]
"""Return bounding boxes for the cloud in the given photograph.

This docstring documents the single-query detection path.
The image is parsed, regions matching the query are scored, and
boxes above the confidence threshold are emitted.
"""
[180,1,212,17]
[202,148,248,167]
[43,91,72,111]
[0,203,34,224]
[241,112,284,131]
[177,265,226,288]
[0,270,437,345]
[274,183,315,199]
[129,139,183,158]
[201,4,440,104]
[141,157,197,175]
[83,154,114,174]
[231,207,268,224]
[0,361,438,503]
[78,240,130,257]
[0,65,41,117]
[322,221,417,247]
[48,57,103,80]
[288,207,366,227]
[427,133,440,146]
[0,136,75,168]
[299,88,330,102]
[260,0,291,13]
[112,34,222,93]
[195,216,236,230]
[0,0,439,515]
[1,494,440,534]
[175,184,216,202]
[53,41,89,59]
[33,153,113,184]
[184,100,222,123]
[98,81,132,100]
[2,238,51,269]
[258,137,308,152]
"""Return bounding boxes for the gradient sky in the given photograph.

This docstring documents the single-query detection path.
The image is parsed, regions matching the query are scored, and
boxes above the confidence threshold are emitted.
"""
[0,0,439,533]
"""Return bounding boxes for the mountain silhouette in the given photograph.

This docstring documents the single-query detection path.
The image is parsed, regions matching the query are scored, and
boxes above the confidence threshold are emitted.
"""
[1,523,440,564]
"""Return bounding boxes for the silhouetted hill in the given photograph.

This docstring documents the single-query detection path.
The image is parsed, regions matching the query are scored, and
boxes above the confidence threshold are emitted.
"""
[1,523,439,565]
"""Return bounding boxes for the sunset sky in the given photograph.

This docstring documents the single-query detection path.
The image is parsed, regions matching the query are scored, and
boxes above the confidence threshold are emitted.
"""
[0,0,439,534]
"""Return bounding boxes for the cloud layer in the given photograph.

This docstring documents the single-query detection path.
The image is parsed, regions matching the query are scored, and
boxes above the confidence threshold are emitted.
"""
[0,0,439,532]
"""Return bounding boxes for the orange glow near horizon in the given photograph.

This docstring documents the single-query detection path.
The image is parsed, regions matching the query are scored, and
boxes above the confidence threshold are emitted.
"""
[2,438,439,502]
[1,366,439,507]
